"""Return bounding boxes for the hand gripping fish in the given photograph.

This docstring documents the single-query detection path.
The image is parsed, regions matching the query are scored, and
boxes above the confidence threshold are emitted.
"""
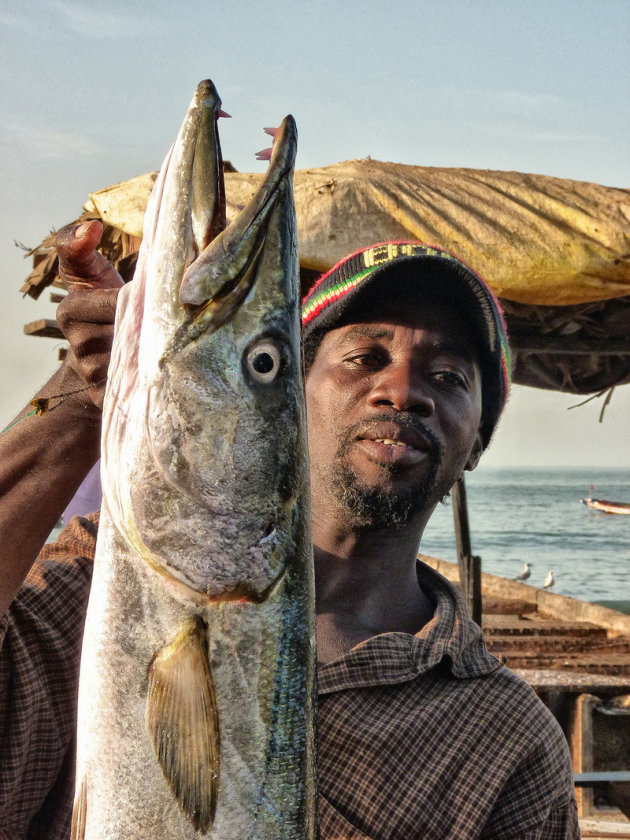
[71,80,316,839]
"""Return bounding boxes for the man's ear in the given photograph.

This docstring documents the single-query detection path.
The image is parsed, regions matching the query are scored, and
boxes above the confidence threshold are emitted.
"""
[464,430,484,472]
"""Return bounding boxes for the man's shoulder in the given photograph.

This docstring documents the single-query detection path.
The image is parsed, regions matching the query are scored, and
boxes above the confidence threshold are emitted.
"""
[0,516,98,840]
[469,662,570,761]
[49,509,100,552]
[3,512,99,643]
[319,646,577,839]
[477,668,578,837]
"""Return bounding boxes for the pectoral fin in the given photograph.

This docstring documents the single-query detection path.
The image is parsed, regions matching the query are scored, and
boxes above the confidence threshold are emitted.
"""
[146,618,220,833]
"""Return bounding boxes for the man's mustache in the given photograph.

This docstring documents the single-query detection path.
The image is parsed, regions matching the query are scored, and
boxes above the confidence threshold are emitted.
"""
[338,412,444,465]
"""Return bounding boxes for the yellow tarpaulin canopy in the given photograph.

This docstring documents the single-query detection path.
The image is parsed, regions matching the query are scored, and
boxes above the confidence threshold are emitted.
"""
[85,159,630,307]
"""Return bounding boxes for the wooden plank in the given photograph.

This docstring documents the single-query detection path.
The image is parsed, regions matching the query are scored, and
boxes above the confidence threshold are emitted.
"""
[23,319,64,339]
[482,598,537,615]
[512,669,630,694]
[579,821,630,839]
[485,635,628,654]
[503,654,630,675]
[482,615,607,638]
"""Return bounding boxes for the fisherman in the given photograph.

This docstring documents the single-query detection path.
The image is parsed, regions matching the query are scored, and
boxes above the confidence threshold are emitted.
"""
[0,226,579,838]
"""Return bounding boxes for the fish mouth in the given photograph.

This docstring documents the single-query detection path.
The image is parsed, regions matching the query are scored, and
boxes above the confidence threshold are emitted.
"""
[138,78,298,349]
[171,80,298,338]
[129,502,299,606]
[154,561,288,608]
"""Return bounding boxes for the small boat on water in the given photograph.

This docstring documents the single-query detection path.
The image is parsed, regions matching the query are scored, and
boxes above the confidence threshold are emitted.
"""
[581,497,630,515]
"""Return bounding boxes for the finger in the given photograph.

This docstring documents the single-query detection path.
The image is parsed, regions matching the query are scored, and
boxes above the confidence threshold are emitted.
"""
[56,220,124,290]
[57,287,121,333]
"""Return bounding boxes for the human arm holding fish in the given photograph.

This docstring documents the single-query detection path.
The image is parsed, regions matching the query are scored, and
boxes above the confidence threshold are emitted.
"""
[0,220,120,616]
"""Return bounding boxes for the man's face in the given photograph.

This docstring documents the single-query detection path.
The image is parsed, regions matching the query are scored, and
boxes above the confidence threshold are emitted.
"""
[304,293,484,530]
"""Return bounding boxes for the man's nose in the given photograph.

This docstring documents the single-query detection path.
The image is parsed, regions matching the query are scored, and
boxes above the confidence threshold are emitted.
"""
[367,363,435,415]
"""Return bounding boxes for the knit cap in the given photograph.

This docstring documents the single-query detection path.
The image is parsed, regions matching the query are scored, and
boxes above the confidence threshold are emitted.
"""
[301,241,511,447]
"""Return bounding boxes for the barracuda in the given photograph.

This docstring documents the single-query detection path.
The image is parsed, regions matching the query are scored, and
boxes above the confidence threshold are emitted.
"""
[71,80,316,840]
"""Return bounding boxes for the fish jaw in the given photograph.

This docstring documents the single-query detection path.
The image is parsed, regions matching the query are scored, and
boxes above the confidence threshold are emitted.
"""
[101,84,307,602]
[101,80,226,460]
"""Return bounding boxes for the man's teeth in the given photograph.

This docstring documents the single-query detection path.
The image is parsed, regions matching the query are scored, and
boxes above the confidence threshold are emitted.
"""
[375,438,406,447]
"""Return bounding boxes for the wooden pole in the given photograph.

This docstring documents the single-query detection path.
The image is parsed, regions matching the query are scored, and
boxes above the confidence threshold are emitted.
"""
[567,693,599,817]
[452,476,482,625]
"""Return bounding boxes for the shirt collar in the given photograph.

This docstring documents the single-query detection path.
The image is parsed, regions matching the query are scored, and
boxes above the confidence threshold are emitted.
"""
[318,560,503,695]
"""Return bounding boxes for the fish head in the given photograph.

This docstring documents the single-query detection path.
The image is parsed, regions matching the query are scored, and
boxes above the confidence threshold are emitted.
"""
[102,81,309,604]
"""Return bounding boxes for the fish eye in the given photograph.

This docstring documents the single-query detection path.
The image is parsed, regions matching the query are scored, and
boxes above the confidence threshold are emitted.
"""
[246,340,283,384]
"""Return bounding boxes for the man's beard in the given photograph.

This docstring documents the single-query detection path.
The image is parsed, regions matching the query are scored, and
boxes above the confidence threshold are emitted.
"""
[325,413,444,530]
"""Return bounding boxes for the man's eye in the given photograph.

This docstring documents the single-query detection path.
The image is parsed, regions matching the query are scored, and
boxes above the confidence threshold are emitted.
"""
[432,370,467,388]
[346,352,384,369]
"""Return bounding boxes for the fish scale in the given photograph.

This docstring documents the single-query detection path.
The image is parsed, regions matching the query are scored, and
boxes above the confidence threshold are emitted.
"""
[72,80,316,840]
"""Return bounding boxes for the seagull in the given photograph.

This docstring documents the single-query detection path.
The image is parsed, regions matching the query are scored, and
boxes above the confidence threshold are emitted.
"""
[514,562,532,582]
[543,570,554,589]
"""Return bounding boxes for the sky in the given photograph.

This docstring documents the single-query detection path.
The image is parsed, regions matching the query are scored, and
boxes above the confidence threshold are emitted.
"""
[1,0,629,467]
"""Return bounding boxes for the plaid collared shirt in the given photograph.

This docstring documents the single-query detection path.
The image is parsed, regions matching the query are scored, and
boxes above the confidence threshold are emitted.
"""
[0,514,579,839]
[317,560,579,839]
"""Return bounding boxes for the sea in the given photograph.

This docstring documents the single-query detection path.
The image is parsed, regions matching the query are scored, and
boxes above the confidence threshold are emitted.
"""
[49,467,630,611]
[421,467,630,611]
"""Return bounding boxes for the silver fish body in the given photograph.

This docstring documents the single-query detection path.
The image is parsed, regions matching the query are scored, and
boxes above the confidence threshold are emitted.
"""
[72,81,315,840]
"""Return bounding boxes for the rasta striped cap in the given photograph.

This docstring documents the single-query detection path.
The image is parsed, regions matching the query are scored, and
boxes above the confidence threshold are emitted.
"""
[301,241,511,447]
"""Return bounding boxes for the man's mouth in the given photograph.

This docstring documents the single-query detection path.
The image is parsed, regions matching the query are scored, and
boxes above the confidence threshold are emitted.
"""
[361,421,432,449]
[336,413,443,475]
[355,428,433,467]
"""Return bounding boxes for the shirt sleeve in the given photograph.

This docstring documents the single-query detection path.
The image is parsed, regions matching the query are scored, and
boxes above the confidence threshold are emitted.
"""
[531,795,580,840]
[0,513,98,839]
[481,725,580,840]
